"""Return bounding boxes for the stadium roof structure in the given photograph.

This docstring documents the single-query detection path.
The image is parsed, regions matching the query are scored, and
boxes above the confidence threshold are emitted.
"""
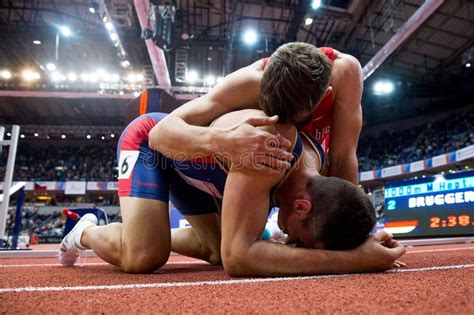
[0,0,472,128]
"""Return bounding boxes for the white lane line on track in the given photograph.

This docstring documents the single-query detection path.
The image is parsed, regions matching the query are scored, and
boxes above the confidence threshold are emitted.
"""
[0,261,204,268]
[1,263,473,293]
[406,246,474,254]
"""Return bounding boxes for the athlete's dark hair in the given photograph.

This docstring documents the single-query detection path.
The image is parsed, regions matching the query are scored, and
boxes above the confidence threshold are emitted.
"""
[304,176,376,250]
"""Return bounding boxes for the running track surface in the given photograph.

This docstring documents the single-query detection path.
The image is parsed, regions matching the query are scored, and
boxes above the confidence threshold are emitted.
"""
[1,243,473,314]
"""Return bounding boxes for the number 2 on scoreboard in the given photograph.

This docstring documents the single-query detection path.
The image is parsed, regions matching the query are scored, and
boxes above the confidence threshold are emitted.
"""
[387,200,396,210]
[430,217,440,228]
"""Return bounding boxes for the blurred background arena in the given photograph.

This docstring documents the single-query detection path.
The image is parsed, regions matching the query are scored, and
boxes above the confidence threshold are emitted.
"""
[0,0,472,248]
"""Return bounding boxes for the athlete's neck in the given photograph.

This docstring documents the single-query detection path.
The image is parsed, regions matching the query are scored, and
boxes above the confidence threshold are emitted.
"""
[274,136,321,203]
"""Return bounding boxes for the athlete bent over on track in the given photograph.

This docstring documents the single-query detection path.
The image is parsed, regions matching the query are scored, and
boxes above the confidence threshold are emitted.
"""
[150,42,363,185]
[59,110,405,276]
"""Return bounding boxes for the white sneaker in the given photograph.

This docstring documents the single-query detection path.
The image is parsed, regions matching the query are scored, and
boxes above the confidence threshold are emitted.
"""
[59,213,98,266]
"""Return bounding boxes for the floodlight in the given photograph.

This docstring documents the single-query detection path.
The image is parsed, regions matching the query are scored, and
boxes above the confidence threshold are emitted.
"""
[205,75,216,86]
[1,70,12,80]
[311,0,321,9]
[68,72,78,81]
[186,70,199,83]
[373,80,394,95]
[243,29,258,46]
[46,63,57,71]
[59,26,72,37]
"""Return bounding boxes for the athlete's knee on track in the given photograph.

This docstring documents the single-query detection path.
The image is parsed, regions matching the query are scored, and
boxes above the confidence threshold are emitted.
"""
[122,251,170,273]
[207,250,222,265]
[121,243,170,273]
[203,240,222,265]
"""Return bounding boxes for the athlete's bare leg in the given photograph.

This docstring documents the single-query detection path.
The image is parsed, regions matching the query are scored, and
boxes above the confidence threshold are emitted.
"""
[81,197,171,273]
[171,213,221,265]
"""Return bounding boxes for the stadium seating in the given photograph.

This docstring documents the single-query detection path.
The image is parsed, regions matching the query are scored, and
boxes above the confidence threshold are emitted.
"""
[357,109,473,171]
[1,145,118,181]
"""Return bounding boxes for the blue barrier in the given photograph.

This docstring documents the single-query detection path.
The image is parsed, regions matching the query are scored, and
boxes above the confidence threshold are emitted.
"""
[10,187,25,249]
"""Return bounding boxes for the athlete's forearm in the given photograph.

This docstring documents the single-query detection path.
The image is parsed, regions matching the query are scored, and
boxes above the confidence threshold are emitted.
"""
[222,240,355,277]
[171,228,221,265]
[329,153,359,185]
[149,115,225,160]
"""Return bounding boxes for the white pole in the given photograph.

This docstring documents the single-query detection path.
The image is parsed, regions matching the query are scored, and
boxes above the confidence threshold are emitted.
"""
[0,125,20,241]
[0,127,4,155]
[362,0,445,80]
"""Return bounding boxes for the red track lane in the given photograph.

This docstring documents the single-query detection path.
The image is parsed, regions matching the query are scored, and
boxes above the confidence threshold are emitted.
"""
[1,243,473,314]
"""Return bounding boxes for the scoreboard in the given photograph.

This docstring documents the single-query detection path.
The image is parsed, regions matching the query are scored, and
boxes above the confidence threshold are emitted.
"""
[384,170,474,238]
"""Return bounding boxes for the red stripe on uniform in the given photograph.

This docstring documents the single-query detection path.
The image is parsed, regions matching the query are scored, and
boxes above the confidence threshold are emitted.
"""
[118,116,159,197]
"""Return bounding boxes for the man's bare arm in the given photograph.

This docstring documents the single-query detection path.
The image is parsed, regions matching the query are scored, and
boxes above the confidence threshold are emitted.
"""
[329,53,363,185]
[149,62,292,172]
[220,168,405,277]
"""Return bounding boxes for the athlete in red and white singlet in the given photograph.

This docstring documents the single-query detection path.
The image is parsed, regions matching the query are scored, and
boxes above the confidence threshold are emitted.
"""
[261,47,336,155]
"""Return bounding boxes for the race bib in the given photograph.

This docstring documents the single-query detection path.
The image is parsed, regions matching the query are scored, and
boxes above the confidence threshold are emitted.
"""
[118,150,140,179]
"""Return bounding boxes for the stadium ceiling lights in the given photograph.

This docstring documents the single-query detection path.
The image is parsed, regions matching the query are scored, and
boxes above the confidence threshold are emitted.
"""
[186,70,199,84]
[373,80,394,95]
[89,0,99,14]
[59,26,72,37]
[205,75,216,86]
[125,73,144,83]
[1,70,12,80]
[311,0,321,10]
[305,18,313,26]
[242,29,258,46]
[51,72,66,82]
[67,72,78,81]
[22,69,40,81]
[46,63,57,72]
[466,63,472,68]
[98,2,131,70]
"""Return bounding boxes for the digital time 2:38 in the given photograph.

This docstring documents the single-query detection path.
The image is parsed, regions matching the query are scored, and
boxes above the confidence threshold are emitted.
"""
[429,214,473,228]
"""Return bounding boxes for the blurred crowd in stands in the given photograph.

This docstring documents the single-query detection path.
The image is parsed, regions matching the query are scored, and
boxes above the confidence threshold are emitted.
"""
[4,207,121,246]
[357,109,473,171]
[0,110,472,183]
[1,145,117,181]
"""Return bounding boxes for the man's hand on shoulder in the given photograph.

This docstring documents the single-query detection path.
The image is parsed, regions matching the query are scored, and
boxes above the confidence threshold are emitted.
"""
[219,115,293,176]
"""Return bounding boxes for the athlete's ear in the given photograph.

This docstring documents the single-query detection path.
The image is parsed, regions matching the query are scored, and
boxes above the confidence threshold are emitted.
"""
[292,199,312,219]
